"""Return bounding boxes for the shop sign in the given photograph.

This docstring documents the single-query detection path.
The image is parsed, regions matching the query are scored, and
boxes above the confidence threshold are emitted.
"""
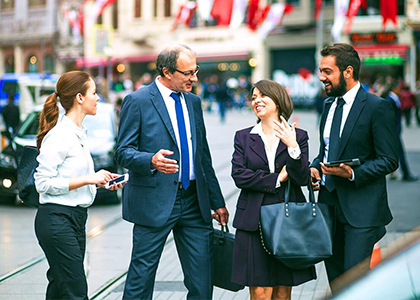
[350,32,397,44]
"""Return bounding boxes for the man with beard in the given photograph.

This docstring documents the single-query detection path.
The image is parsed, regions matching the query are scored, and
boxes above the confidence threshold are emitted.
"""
[310,43,399,293]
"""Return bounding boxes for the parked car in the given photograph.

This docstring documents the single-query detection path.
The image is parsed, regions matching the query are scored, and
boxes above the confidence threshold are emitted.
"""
[0,102,121,205]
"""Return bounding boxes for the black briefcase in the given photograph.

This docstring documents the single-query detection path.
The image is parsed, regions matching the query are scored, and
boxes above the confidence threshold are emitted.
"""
[17,146,40,208]
[212,225,244,292]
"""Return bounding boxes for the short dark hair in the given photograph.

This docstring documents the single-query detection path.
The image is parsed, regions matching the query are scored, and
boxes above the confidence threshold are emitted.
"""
[156,44,195,76]
[321,43,361,81]
[251,79,293,121]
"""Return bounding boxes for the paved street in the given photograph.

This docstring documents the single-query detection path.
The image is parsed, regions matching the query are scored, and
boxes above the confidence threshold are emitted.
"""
[0,108,419,299]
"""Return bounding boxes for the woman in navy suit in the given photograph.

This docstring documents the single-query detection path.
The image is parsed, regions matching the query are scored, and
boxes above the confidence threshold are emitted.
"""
[231,80,316,299]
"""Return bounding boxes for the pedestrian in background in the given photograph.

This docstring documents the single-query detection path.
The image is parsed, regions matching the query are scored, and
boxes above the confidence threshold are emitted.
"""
[231,79,316,300]
[415,81,420,126]
[34,71,123,300]
[115,44,229,300]
[399,83,416,127]
[384,80,419,182]
[310,43,399,293]
[2,93,20,139]
[215,78,231,123]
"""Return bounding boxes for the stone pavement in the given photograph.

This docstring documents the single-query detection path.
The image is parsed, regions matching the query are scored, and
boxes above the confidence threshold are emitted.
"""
[1,108,419,300]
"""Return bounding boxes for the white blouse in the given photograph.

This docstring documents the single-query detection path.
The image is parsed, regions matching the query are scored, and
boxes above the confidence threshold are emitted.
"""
[250,123,301,187]
[35,115,97,208]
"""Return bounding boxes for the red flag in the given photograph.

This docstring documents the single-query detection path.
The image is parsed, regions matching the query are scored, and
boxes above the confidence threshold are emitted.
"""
[247,0,260,30]
[344,0,366,33]
[172,2,197,30]
[380,0,398,29]
[314,0,323,20]
[211,0,234,26]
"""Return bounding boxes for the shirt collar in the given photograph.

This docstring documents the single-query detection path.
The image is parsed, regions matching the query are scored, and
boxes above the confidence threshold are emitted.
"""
[250,122,263,135]
[155,76,183,101]
[61,115,87,140]
[340,81,360,105]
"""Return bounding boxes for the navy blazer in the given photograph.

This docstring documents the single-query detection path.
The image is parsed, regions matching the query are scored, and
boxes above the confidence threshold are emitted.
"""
[231,126,310,232]
[115,81,225,227]
[311,87,399,228]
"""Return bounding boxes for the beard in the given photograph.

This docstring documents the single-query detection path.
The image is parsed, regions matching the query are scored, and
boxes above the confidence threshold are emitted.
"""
[325,72,347,97]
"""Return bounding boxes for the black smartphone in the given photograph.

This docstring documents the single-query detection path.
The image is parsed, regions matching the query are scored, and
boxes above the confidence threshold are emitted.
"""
[324,158,361,167]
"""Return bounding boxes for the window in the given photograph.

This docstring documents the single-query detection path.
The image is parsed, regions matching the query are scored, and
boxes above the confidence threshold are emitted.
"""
[27,55,39,73]
[359,0,405,16]
[135,0,141,18]
[286,0,300,4]
[44,54,54,73]
[113,3,118,30]
[28,0,46,7]
[164,0,171,17]
[4,55,14,73]
[154,0,158,17]
[1,0,14,10]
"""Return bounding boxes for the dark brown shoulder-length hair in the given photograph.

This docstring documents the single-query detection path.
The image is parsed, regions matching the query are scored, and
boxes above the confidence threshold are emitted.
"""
[251,79,293,122]
[36,71,91,150]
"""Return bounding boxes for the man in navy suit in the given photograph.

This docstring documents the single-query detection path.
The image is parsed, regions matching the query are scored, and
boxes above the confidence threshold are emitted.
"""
[310,43,399,292]
[115,44,229,300]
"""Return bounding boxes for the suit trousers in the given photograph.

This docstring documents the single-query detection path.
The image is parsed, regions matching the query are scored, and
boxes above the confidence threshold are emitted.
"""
[34,203,88,300]
[319,188,386,293]
[123,183,213,300]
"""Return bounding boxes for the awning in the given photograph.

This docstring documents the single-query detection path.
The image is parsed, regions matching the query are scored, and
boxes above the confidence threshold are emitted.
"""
[353,44,409,60]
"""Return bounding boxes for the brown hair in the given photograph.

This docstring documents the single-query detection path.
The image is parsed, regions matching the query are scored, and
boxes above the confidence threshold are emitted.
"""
[251,79,293,121]
[36,71,91,150]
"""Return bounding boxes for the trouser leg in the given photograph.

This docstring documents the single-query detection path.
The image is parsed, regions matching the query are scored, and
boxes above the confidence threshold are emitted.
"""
[35,204,88,300]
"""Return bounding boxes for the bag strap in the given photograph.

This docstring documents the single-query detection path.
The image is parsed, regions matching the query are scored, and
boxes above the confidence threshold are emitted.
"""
[284,177,316,204]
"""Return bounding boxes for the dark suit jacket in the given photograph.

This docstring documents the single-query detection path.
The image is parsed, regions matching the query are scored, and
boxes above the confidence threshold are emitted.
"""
[311,87,399,228]
[115,81,225,227]
[231,126,310,232]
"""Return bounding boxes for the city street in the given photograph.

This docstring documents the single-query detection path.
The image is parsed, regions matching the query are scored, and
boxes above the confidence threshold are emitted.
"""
[0,108,419,299]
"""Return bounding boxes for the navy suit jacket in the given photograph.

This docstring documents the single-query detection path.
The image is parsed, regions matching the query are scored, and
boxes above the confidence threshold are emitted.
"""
[115,81,225,227]
[311,87,399,228]
[231,126,310,232]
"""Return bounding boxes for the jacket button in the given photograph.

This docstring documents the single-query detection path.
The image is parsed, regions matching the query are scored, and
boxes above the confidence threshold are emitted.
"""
[173,180,178,185]
[276,164,280,168]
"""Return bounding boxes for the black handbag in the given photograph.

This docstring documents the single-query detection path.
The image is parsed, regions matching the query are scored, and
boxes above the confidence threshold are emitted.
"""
[212,225,244,292]
[17,146,40,208]
[259,178,334,269]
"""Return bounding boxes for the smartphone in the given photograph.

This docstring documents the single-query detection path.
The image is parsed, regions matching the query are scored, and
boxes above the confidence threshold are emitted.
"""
[324,158,361,167]
[105,173,129,189]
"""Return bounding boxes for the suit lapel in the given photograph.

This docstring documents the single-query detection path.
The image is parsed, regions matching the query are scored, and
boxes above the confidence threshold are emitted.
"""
[150,82,177,145]
[275,141,287,159]
[319,97,334,152]
[249,133,268,165]
[337,87,366,158]
[184,93,197,157]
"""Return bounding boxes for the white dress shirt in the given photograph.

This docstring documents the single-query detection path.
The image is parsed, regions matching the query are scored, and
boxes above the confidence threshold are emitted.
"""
[155,77,196,181]
[251,123,301,187]
[322,82,360,182]
[35,115,97,207]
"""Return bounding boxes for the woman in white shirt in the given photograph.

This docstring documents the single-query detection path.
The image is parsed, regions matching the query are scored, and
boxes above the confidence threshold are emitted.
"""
[34,71,122,300]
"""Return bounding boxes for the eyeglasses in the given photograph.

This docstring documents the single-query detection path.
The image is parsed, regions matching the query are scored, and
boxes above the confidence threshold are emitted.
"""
[174,65,200,76]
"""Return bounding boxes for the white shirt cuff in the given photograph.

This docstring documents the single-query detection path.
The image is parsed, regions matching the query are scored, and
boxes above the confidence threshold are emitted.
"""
[287,145,301,160]
[276,174,282,188]
[348,168,355,181]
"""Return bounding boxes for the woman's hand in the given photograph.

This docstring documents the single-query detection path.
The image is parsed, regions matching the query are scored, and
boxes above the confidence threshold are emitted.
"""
[91,169,113,188]
[279,165,288,182]
[273,116,298,148]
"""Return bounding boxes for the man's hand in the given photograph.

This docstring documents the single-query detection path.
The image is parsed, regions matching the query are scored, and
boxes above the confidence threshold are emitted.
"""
[150,149,179,174]
[310,167,321,190]
[212,207,229,226]
[320,163,353,179]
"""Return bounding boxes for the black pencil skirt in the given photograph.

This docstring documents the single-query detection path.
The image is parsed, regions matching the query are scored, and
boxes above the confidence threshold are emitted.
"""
[231,228,317,287]
[35,203,88,300]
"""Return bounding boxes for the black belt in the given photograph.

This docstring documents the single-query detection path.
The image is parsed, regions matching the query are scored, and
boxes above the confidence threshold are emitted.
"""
[178,180,196,190]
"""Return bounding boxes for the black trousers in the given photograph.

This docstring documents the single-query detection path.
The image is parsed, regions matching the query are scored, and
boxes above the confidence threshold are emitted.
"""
[35,203,88,300]
[319,188,385,293]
